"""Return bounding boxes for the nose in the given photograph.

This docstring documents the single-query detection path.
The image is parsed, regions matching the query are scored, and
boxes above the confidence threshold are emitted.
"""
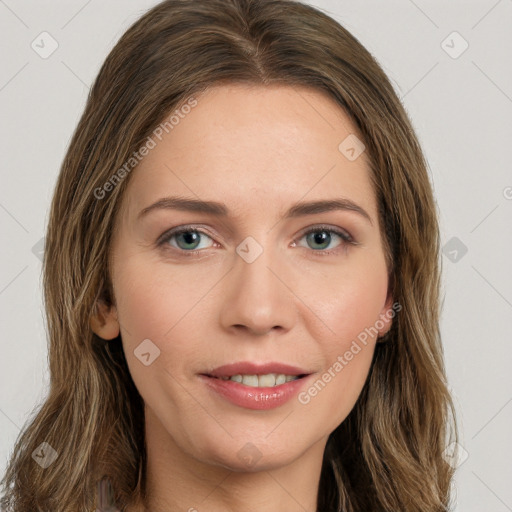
[219,240,297,337]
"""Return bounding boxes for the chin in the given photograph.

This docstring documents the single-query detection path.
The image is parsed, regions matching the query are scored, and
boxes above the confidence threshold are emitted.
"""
[195,437,305,473]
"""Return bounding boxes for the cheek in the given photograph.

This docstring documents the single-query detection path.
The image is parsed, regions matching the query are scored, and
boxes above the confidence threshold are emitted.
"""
[113,267,198,423]
[295,273,385,427]
[113,259,203,341]
[294,258,387,420]
[113,260,210,383]
[298,344,374,435]
[304,257,389,344]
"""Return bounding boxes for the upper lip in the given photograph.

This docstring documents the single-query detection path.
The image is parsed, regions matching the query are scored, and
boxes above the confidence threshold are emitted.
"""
[204,361,312,378]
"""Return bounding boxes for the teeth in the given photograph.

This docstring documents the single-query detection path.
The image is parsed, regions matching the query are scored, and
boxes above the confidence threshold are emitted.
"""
[218,373,300,387]
[275,374,286,385]
[242,374,259,387]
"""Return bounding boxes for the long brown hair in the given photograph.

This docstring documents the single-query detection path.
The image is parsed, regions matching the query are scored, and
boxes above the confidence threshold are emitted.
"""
[1,0,459,510]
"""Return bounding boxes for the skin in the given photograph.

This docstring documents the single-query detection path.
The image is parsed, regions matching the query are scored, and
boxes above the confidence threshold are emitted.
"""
[91,84,394,512]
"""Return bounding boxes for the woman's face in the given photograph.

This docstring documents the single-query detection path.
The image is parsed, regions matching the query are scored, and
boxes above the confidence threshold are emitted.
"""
[103,84,393,472]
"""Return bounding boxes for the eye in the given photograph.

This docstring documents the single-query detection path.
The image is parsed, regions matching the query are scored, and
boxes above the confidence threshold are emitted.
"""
[158,226,215,252]
[294,225,356,254]
[157,224,357,257]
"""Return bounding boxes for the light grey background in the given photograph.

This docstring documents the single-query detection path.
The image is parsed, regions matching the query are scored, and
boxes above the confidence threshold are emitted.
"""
[1,1,511,510]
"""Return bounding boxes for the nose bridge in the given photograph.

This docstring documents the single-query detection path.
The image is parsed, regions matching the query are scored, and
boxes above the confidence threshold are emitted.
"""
[220,233,295,334]
[236,235,277,292]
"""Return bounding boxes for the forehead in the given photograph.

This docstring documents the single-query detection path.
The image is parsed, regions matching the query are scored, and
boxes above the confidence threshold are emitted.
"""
[119,83,374,222]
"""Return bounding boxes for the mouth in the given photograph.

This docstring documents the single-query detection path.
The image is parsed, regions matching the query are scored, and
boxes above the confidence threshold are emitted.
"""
[203,372,309,388]
[198,363,315,410]
[200,361,312,389]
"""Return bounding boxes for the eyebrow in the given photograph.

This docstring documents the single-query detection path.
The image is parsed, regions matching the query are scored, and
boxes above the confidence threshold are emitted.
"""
[137,196,373,225]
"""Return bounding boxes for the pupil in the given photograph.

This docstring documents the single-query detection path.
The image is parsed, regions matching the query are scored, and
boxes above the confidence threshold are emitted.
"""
[310,231,330,249]
[180,231,199,248]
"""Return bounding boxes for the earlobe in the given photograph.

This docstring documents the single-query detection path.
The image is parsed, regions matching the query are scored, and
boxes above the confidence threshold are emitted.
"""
[89,300,120,340]
[377,293,395,341]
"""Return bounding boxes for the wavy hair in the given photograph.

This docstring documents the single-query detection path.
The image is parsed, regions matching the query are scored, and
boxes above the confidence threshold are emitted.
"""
[1,0,459,510]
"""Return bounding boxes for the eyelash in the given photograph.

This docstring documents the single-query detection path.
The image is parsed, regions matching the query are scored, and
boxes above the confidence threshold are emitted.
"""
[157,224,358,258]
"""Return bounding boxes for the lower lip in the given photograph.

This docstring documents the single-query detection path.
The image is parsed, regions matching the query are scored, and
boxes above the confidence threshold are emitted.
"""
[198,374,312,410]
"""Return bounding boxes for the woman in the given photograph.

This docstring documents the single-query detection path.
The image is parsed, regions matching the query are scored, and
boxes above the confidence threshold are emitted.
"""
[0,0,459,510]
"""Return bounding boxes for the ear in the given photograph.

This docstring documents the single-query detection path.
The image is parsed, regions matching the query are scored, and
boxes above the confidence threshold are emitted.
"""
[377,291,395,340]
[90,299,120,340]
